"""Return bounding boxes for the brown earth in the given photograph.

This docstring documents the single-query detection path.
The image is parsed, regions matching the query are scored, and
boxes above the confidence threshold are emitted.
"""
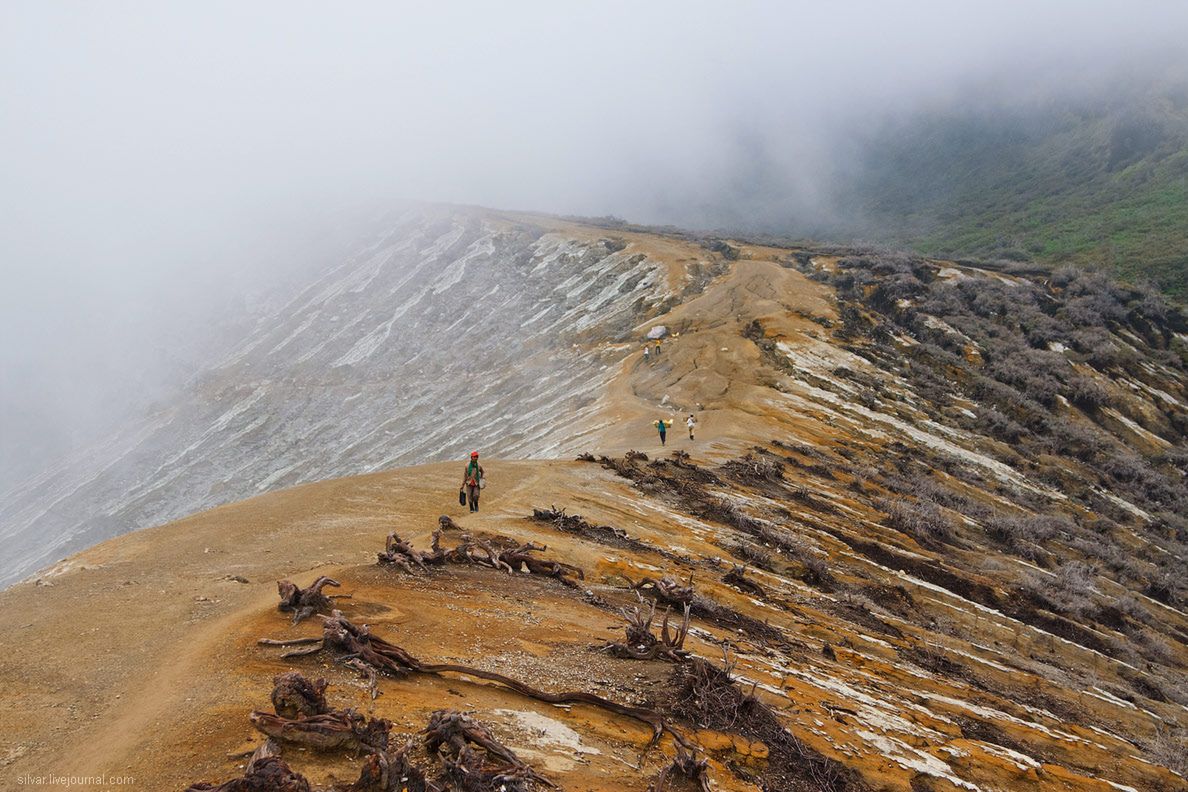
[1,224,1185,792]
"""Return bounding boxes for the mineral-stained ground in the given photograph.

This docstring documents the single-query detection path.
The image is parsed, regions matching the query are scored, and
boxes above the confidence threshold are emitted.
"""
[2,213,1186,791]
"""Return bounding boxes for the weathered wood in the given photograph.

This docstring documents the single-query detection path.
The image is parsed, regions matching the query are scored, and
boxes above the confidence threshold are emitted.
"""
[377,530,584,587]
[249,708,391,753]
[277,576,344,625]
[271,672,329,719]
[186,738,311,792]
[425,709,553,788]
[604,595,690,662]
[261,610,690,750]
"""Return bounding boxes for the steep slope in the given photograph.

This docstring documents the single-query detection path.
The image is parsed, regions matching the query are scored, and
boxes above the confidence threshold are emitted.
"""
[0,207,715,585]
[2,231,1186,791]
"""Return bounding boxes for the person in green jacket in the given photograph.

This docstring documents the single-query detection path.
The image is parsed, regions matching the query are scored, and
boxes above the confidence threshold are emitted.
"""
[654,418,672,446]
[460,450,484,512]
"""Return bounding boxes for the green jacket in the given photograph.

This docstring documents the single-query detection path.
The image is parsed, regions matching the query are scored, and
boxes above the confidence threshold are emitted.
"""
[462,461,484,487]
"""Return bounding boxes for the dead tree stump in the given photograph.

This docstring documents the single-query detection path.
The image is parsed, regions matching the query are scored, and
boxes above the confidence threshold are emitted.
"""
[604,596,691,661]
[425,709,552,788]
[277,576,345,625]
[271,672,329,719]
[186,739,311,792]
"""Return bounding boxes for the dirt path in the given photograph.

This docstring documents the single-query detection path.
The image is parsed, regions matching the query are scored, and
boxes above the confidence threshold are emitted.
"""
[2,249,1184,792]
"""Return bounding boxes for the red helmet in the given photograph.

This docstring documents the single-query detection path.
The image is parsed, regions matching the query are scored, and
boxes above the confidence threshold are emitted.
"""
[470,450,479,458]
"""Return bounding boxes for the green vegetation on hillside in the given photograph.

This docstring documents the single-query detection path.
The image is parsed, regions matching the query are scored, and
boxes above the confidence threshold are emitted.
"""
[839,89,1188,297]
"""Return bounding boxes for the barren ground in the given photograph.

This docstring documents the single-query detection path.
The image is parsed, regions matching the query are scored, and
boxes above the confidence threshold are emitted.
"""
[2,227,1185,791]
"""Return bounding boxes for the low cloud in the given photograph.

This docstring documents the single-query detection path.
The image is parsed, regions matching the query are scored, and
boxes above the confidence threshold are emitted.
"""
[2,0,1186,482]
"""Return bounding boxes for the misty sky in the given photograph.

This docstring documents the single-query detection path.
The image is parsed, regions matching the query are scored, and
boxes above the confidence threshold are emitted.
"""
[3,1,1188,485]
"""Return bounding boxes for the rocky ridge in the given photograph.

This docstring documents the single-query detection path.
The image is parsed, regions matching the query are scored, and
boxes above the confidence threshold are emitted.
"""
[1,212,1185,791]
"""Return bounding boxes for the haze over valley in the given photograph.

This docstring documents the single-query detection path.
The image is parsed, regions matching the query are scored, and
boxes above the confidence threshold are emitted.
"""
[1,4,1187,791]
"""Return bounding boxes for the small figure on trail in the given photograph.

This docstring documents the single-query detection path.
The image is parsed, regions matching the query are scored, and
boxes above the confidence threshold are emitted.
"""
[461,451,484,513]
[686,413,697,440]
[643,345,651,364]
[654,340,662,357]
[654,418,672,446]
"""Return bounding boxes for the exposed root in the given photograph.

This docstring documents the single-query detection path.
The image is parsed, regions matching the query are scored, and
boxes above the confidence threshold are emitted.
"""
[532,506,633,545]
[436,533,494,568]
[721,451,785,484]
[632,576,695,608]
[670,655,756,734]
[425,709,553,789]
[260,610,686,750]
[344,658,380,700]
[258,635,326,658]
[438,515,462,531]
[250,709,391,753]
[342,740,432,792]
[496,540,585,587]
[271,671,329,718]
[604,594,691,661]
[667,657,868,792]
[376,531,443,573]
[377,530,584,587]
[650,745,711,792]
[629,575,784,645]
[278,576,346,625]
[597,451,720,491]
[189,717,547,792]
[251,673,391,752]
[186,738,311,792]
[530,507,695,567]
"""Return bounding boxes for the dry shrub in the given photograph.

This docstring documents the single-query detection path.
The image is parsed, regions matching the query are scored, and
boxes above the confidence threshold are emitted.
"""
[879,497,955,546]
[667,657,868,792]
[1150,724,1188,777]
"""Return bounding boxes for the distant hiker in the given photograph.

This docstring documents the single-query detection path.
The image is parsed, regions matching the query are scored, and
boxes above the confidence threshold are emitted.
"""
[686,414,697,440]
[643,345,651,363]
[460,451,484,512]
[654,418,672,446]
[654,340,662,357]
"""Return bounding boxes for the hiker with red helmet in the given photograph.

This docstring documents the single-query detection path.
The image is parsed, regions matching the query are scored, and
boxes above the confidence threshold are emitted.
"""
[460,451,485,512]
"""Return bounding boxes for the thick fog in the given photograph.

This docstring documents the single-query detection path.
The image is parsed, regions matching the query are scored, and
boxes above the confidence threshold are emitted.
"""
[2,1,1187,487]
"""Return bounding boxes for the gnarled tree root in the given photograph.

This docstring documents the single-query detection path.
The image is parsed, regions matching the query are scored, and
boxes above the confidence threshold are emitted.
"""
[650,745,712,792]
[378,530,584,588]
[186,738,311,792]
[604,595,691,662]
[272,671,330,718]
[278,576,351,625]
[346,740,432,792]
[250,709,392,753]
[252,672,392,752]
[259,610,687,752]
[631,576,695,608]
[193,675,552,791]
[627,574,785,645]
[426,709,554,789]
[377,531,443,573]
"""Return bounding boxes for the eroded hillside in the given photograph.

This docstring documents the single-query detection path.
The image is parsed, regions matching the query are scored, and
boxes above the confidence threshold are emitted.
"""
[1,219,1186,791]
[0,207,713,585]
